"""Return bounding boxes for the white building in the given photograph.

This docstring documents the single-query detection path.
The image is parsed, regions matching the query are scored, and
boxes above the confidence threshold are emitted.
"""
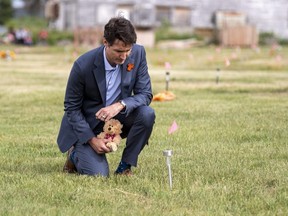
[49,0,192,30]
[46,0,288,45]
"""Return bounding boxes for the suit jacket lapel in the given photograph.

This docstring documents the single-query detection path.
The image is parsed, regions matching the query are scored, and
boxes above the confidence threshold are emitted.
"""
[121,47,135,97]
[93,46,106,103]
[92,45,135,102]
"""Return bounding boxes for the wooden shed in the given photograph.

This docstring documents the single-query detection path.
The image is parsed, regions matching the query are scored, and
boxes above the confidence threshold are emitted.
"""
[216,11,258,47]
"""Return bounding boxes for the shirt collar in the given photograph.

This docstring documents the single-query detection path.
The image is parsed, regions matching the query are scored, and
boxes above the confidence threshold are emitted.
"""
[103,47,118,71]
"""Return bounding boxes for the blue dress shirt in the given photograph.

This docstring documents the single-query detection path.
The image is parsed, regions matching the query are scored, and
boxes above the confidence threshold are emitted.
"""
[103,48,121,106]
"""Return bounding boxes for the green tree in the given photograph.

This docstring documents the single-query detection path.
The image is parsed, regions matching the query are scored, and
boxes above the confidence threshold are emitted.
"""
[0,0,13,25]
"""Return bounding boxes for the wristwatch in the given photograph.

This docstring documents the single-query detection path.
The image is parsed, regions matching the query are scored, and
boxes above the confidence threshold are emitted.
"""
[119,100,126,109]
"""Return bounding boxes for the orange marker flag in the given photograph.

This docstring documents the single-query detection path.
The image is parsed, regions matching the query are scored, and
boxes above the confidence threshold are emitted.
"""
[168,120,178,134]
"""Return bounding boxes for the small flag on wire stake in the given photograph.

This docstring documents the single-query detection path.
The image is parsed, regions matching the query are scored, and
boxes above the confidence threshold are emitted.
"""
[168,120,178,134]
[225,58,230,67]
[165,61,171,70]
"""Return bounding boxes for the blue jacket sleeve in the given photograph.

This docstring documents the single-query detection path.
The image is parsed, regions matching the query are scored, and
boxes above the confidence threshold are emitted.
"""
[64,62,95,144]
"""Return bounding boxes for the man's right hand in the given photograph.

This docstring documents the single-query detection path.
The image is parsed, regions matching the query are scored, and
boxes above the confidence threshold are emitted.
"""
[88,137,111,154]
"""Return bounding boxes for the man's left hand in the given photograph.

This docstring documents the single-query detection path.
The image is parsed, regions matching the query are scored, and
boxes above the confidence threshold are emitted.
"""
[95,102,124,121]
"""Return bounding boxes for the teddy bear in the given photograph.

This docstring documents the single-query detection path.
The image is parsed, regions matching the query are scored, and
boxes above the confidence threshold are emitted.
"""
[97,119,123,152]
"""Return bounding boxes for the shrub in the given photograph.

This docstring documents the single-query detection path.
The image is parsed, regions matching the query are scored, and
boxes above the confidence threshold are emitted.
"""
[155,21,200,42]
[46,30,74,45]
[259,32,277,45]
[259,32,288,46]
[5,16,47,44]
[277,37,288,46]
[4,16,73,45]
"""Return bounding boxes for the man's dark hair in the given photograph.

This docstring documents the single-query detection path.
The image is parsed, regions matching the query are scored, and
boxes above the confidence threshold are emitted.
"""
[104,17,137,46]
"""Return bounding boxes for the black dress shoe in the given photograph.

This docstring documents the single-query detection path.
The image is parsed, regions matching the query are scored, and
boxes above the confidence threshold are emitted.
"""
[114,161,133,176]
[114,168,133,176]
[63,147,77,173]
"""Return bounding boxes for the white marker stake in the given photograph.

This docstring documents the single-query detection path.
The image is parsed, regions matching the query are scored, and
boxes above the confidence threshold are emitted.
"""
[216,68,220,84]
[165,72,170,91]
[163,150,173,190]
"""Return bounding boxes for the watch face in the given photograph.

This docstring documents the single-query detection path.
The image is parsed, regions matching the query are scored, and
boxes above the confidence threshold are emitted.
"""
[121,100,126,107]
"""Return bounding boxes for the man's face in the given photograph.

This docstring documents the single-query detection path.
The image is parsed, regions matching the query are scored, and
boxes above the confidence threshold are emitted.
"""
[104,39,132,67]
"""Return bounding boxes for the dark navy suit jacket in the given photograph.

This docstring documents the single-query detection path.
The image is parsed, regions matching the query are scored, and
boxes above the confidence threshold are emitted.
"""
[57,44,153,153]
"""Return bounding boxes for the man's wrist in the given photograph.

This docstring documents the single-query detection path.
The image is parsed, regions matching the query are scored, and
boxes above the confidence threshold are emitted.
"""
[88,136,97,145]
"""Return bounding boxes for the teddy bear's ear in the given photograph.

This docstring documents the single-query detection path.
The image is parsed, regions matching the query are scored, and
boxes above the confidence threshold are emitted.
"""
[115,120,123,128]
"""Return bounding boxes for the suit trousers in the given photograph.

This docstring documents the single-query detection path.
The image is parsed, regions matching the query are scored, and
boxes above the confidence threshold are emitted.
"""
[72,106,155,176]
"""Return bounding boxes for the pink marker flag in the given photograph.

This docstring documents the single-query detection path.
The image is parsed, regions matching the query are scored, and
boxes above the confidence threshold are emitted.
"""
[168,120,178,134]
[165,62,171,70]
[215,47,221,53]
[225,58,230,67]
[276,55,282,62]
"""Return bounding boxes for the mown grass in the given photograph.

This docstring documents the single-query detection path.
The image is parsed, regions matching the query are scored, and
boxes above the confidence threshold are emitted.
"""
[0,45,288,215]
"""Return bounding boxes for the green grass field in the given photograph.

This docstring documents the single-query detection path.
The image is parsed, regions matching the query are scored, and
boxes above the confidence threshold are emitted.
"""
[0,45,288,215]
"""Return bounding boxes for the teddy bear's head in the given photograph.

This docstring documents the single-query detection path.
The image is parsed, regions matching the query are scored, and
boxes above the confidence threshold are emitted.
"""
[103,119,123,135]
